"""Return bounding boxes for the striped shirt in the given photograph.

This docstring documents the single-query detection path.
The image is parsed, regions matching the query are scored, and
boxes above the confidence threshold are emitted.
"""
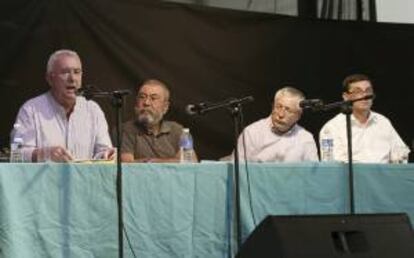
[14,91,112,161]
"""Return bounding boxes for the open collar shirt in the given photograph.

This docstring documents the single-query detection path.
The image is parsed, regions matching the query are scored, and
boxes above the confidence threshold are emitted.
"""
[14,91,112,161]
[319,111,409,163]
[121,120,183,159]
[237,116,318,162]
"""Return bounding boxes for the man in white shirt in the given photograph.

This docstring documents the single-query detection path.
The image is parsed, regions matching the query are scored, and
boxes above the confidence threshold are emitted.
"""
[13,49,114,162]
[319,73,409,163]
[237,87,318,162]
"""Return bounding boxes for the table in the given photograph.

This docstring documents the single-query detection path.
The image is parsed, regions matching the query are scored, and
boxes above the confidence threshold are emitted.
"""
[0,162,413,257]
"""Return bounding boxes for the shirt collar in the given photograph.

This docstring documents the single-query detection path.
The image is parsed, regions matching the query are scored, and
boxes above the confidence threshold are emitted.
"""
[135,120,171,136]
[350,111,377,126]
[46,91,81,118]
[267,116,297,136]
[46,91,66,116]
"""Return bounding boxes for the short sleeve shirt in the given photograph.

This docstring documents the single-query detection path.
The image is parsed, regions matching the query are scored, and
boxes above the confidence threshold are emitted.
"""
[121,120,183,159]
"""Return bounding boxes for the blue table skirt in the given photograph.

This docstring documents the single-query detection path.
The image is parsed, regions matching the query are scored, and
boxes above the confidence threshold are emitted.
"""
[0,162,413,257]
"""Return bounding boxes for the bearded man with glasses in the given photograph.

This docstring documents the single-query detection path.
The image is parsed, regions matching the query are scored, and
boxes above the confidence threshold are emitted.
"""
[120,79,196,163]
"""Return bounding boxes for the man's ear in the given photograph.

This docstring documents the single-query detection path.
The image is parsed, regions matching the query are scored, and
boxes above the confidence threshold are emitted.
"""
[45,72,52,87]
[342,92,349,101]
[163,100,170,115]
[296,110,303,123]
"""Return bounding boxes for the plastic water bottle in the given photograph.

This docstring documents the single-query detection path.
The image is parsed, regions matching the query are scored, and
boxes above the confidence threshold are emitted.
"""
[180,128,194,163]
[320,128,334,162]
[10,123,24,163]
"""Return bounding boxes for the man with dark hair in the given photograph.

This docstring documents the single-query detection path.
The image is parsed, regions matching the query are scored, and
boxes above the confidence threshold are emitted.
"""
[319,73,409,163]
[121,79,195,162]
[237,86,318,162]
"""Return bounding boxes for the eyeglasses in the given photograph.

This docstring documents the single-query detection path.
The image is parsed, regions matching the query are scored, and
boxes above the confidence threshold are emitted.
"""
[348,87,374,96]
[54,68,82,78]
[137,94,163,103]
[273,103,298,116]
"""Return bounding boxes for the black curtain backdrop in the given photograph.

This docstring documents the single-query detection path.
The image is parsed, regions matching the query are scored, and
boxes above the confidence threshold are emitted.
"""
[1,0,413,160]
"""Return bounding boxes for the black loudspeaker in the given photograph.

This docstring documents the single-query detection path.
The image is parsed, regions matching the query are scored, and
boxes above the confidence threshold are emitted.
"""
[237,213,414,258]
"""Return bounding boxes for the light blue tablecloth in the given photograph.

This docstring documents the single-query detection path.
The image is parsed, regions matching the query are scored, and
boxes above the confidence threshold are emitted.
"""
[0,162,413,257]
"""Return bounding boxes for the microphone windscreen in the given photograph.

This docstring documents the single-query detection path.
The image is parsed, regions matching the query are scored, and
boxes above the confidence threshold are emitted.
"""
[365,94,375,100]
[75,88,84,96]
[299,99,324,109]
[185,104,196,115]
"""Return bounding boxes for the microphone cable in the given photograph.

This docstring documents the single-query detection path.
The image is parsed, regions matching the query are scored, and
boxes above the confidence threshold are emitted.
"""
[123,226,137,258]
[240,111,258,228]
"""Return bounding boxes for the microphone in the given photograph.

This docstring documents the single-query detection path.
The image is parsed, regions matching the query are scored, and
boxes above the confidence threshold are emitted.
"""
[76,85,130,100]
[112,89,131,97]
[359,94,375,101]
[186,96,254,115]
[186,103,207,115]
[299,99,324,109]
[75,85,95,100]
[75,87,85,96]
[344,94,376,105]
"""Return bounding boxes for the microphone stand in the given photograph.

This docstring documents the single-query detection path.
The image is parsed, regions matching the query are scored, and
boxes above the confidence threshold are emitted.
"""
[187,96,253,253]
[82,89,129,258]
[231,104,243,251]
[193,96,254,115]
[114,92,125,258]
[314,95,373,214]
[343,104,354,214]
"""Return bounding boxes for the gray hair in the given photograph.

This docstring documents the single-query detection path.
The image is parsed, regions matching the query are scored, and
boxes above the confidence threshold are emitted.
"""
[46,49,80,74]
[138,79,170,101]
[274,86,305,101]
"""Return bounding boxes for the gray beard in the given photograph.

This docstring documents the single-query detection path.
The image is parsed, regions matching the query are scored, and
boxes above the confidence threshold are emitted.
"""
[135,107,163,127]
[137,113,155,126]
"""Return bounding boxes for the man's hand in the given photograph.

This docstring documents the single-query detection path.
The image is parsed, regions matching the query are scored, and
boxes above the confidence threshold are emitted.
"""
[35,146,74,162]
[103,148,117,160]
[93,148,117,160]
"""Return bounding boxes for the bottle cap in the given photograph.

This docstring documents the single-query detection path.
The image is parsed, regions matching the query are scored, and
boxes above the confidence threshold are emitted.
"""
[13,123,21,130]
[13,137,23,143]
